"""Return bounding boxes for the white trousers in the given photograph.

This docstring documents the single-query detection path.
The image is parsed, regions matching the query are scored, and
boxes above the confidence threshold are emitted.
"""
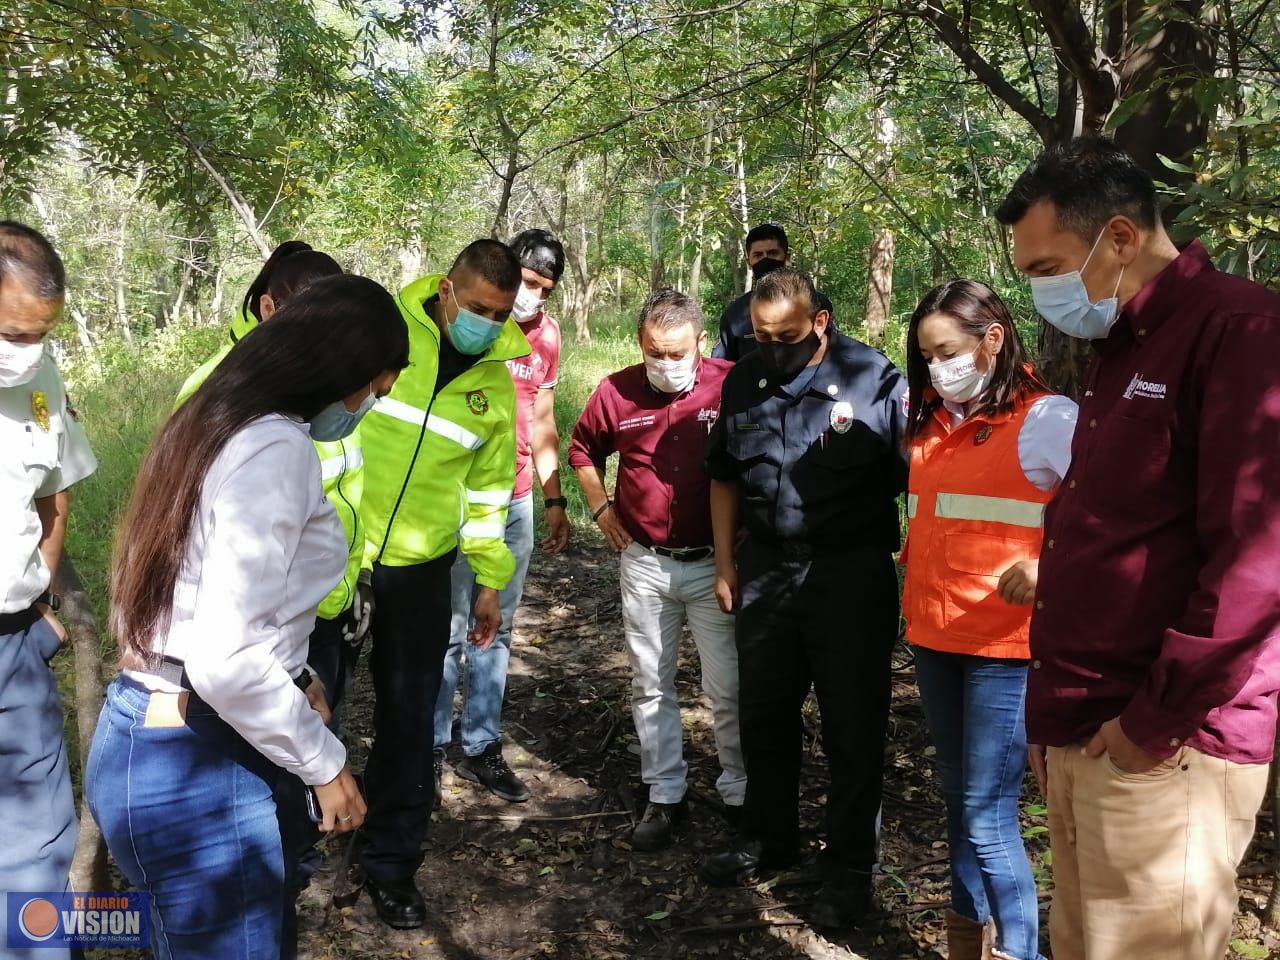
[618,543,746,806]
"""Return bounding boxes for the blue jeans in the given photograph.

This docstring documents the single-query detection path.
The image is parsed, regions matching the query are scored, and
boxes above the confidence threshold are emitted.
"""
[913,645,1043,960]
[86,677,286,960]
[434,494,534,755]
[0,613,75,960]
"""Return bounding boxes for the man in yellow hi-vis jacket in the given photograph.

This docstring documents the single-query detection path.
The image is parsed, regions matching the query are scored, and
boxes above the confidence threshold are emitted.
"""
[357,239,530,928]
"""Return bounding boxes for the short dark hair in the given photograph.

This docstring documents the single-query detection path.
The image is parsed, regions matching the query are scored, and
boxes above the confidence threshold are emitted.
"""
[995,138,1159,239]
[638,288,704,334]
[752,266,820,317]
[905,279,1050,441]
[451,239,522,292]
[508,229,565,283]
[0,221,66,299]
[745,223,788,254]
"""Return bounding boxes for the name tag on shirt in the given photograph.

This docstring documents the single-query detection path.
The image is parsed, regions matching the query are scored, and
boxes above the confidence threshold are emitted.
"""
[736,423,762,431]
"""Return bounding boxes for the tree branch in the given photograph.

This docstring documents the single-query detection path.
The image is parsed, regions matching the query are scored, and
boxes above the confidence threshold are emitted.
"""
[917,1,1056,144]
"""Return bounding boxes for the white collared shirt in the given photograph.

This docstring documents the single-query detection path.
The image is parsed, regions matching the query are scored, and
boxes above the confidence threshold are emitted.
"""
[126,415,347,785]
[0,352,97,614]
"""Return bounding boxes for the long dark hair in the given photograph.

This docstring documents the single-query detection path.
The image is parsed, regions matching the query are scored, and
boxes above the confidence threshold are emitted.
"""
[112,275,410,663]
[905,279,1049,441]
[243,240,342,322]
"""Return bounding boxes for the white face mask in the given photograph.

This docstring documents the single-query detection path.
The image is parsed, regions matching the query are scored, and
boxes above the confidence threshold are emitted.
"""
[1028,227,1125,340]
[929,347,991,404]
[645,354,698,395]
[511,285,546,323]
[0,339,46,388]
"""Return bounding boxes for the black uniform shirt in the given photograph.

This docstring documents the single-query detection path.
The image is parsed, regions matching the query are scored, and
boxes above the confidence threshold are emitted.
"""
[705,331,908,551]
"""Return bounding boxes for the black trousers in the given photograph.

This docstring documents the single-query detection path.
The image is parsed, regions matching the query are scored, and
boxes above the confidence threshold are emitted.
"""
[276,612,357,960]
[735,539,898,874]
[359,551,457,883]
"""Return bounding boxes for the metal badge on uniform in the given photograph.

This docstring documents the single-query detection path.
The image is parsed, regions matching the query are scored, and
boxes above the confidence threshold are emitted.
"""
[829,401,854,434]
[974,424,993,446]
[30,390,50,431]
[465,389,489,416]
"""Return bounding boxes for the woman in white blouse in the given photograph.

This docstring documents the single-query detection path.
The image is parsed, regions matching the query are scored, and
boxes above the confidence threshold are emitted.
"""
[86,274,408,960]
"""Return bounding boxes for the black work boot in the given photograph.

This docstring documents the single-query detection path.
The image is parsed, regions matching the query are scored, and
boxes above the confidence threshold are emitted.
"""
[699,838,796,886]
[810,869,874,929]
[455,742,531,803]
[432,748,444,812]
[631,799,688,851]
[364,874,427,929]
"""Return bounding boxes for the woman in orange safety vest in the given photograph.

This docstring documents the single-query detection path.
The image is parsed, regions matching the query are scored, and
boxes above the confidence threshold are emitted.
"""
[902,279,1077,960]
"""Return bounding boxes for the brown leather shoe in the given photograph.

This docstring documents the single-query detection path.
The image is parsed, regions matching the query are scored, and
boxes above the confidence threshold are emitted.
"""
[945,910,993,960]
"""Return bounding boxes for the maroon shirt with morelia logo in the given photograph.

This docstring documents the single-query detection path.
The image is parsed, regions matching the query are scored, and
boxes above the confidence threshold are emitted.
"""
[1027,241,1280,764]
[568,358,730,549]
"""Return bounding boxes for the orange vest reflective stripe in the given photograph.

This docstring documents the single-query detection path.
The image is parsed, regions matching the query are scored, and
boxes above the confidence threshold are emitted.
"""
[902,390,1055,659]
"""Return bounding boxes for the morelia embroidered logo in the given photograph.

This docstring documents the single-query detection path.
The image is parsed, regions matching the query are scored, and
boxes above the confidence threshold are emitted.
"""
[465,390,489,416]
[974,424,993,445]
[1123,373,1168,400]
[696,407,718,424]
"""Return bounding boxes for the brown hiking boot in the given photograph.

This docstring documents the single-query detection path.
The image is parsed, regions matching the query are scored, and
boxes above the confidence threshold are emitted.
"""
[946,910,994,960]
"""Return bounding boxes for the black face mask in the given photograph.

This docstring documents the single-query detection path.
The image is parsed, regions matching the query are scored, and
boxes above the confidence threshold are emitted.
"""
[750,257,787,281]
[758,326,822,383]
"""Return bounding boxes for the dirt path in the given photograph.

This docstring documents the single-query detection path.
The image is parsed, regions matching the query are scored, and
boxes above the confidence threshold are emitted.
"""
[296,542,1280,960]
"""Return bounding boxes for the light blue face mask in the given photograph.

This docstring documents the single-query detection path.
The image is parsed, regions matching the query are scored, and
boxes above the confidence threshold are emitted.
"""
[309,389,375,442]
[446,282,505,355]
[1028,227,1125,340]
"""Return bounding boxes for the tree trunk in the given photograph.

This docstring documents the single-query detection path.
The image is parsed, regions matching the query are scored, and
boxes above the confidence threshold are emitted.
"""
[53,557,108,893]
[735,131,750,293]
[863,228,895,346]
[647,184,666,290]
[398,226,424,287]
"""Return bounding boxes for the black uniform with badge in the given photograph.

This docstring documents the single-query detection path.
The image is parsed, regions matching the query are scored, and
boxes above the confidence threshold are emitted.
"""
[704,329,907,892]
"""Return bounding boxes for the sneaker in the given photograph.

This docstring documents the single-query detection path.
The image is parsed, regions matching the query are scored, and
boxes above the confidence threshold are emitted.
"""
[455,742,531,803]
[631,800,688,851]
[433,749,444,811]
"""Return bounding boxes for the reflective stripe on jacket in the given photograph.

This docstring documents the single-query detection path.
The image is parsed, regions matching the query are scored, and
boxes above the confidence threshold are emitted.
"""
[359,274,530,588]
[902,390,1055,659]
[174,337,363,620]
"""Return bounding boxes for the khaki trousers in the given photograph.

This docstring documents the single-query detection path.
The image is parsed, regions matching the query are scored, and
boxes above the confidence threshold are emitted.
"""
[1045,744,1268,960]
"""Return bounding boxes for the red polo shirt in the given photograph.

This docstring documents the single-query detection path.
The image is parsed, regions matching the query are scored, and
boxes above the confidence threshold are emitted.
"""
[507,311,561,499]
[569,358,730,549]
[1028,241,1280,764]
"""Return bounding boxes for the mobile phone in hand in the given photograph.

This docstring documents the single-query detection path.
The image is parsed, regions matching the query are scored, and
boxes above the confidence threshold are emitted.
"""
[305,786,323,824]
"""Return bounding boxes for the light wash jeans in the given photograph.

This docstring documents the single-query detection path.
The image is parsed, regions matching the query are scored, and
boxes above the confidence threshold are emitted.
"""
[618,542,745,806]
[86,676,286,960]
[913,645,1045,960]
[435,493,535,756]
[0,613,75,960]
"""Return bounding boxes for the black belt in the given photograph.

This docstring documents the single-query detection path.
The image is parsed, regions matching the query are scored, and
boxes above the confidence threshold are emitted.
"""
[647,544,714,563]
[0,605,40,635]
[0,590,59,635]
[150,655,313,692]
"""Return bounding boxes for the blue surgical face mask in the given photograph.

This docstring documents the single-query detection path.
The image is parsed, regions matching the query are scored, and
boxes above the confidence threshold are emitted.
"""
[309,388,375,442]
[445,281,505,355]
[1028,227,1125,340]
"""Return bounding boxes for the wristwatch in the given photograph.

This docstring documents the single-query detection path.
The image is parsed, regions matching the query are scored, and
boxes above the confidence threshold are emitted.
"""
[36,590,61,612]
[544,497,568,510]
[293,668,314,692]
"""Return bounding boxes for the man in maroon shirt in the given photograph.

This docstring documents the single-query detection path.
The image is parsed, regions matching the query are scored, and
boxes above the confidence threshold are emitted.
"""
[998,138,1280,960]
[569,289,745,851]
